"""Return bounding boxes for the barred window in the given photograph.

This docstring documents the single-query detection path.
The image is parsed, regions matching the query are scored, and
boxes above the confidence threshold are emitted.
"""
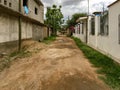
[100,13,109,36]
[82,23,84,34]
[91,18,95,35]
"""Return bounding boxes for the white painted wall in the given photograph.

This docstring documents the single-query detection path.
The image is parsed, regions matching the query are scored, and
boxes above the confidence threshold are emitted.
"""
[87,2,120,63]
[107,1,120,61]
[74,7,120,63]
[88,16,97,47]
[73,19,87,43]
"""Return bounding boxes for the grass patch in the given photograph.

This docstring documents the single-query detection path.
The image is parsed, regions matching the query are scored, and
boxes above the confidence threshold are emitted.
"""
[72,37,120,89]
[43,36,56,44]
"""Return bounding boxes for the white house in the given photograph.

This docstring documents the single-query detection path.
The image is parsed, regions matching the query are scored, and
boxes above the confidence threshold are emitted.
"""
[73,0,120,63]
[106,0,120,62]
[73,17,88,43]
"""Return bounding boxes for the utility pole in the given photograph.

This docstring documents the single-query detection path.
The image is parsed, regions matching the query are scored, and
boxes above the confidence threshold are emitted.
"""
[18,0,22,51]
[88,0,89,15]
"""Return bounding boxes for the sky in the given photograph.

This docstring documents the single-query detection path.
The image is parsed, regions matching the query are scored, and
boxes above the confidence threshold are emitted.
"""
[41,0,116,20]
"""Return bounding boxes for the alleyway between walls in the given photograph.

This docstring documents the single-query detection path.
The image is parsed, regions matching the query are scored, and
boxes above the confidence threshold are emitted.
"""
[0,36,110,90]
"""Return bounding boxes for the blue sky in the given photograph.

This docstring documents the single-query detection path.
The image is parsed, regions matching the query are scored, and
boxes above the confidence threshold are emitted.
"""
[41,0,116,20]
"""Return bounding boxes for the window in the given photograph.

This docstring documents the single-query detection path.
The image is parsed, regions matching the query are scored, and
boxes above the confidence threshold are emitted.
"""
[119,15,120,44]
[35,7,38,15]
[100,13,109,36]
[4,0,7,5]
[82,23,84,34]
[9,2,11,7]
[100,16,104,35]
[91,18,95,35]
[23,0,29,14]
[23,0,28,6]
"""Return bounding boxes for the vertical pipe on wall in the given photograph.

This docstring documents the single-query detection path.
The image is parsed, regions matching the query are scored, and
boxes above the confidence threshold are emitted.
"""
[18,0,22,51]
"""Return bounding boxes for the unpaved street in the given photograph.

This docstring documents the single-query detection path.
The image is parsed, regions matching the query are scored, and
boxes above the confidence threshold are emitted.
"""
[0,36,110,90]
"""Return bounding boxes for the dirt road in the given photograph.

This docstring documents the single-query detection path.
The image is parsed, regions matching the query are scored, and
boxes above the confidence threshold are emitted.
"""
[0,36,110,90]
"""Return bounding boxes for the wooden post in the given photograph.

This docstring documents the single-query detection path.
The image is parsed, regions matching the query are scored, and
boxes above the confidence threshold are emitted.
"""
[18,0,22,51]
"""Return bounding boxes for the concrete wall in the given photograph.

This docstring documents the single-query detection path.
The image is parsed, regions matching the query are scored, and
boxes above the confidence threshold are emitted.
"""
[73,20,87,43]
[107,1,120,62]
[0,0,19,11]
[88,16,100,47]
[0,0,44,23]
[0,0,48,54]
[87,8,120,63]
[74,6,120,63]
[0,13,19,43]
[22,20,33,39]
[21,0,44,23]
[32,24,48,41]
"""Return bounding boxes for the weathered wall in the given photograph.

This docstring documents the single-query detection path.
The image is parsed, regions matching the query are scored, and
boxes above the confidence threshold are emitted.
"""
[22,20,33,39]
[0,0,19,11]
[0,13,47,54]
[0,0,44,23]
[21,0,44,23]
[43,27,49,38]
[0,13,19,43]
[32,24,43,41]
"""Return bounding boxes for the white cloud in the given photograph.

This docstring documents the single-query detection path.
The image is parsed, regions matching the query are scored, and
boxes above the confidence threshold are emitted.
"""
[41,0,116,20]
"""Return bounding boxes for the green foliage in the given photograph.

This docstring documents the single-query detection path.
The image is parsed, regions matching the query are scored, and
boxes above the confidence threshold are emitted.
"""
[45,5,64,36]
[66,13,87,28]
[72,37,120,90]
[43,36,56,44]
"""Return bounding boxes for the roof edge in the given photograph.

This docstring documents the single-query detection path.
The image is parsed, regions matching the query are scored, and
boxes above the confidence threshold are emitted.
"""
[108,0,120,7]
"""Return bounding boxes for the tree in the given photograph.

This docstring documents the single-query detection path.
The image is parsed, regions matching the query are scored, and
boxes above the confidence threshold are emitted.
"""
[66,13,87,28]
[45,5,64,36]
[66,13,87,36]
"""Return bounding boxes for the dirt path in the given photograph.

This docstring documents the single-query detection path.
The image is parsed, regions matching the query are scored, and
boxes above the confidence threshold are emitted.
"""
[0,36,110,90]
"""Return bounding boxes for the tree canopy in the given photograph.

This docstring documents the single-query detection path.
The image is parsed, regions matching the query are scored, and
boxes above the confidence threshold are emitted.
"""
[66,13,87,28]
[45,5,64,36]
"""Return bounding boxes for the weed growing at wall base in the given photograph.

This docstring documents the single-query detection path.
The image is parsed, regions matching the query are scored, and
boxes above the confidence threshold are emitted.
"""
[43,36,56,44]
[72,37,120,90]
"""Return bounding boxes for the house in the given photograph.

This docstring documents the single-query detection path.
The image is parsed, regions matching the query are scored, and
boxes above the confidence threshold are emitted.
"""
[0,0,48,53]
[73,0,120,63]
[106,0,120,62]
[73,17,88,43]
[87,9,120,63]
